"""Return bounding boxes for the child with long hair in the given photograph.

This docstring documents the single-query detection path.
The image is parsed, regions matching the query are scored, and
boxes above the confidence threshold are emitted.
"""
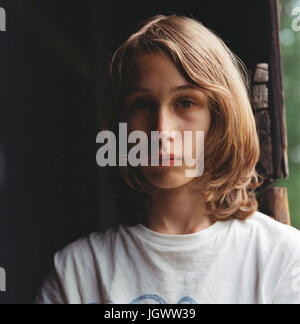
[36,14,300,304]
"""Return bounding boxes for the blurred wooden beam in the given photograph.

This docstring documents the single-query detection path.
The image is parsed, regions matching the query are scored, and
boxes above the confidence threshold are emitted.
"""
[252,63,274,183]
[268,0,289,179]
[258,187,291,225]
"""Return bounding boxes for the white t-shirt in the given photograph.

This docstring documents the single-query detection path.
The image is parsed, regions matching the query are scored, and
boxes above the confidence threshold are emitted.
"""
[35,211,300,304]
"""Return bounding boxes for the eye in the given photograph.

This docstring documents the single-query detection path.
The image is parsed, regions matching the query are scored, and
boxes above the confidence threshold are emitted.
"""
[177,98,196,109]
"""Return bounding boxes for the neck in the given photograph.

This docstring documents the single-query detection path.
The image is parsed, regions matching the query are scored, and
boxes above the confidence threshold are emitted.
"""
[142,184,214,235]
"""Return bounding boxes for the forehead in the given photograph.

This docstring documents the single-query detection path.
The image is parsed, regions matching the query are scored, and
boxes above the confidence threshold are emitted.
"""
[124,52,189,87]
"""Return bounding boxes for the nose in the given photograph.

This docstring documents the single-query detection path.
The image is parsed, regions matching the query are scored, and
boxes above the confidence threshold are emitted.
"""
[152,105,177,150]
[154,105,176,135]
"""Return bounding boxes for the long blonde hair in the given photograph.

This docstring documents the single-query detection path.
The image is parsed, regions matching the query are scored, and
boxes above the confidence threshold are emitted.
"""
[102,14,264,225]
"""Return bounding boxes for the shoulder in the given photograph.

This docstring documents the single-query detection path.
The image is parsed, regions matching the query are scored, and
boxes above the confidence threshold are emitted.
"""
[234,211,300,262]
[35,226,123,304]
[54,225,121,271]
[245,211,300,242]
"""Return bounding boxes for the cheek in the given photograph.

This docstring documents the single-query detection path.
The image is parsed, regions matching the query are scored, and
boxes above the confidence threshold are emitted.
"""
[182,108,211,133]
[202,110,211,133]
[196,109,211,134]
[182,109,211,154]
[126,111,151,133]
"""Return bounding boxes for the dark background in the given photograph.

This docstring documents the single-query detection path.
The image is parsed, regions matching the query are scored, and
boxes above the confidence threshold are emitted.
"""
[0,0,274,304]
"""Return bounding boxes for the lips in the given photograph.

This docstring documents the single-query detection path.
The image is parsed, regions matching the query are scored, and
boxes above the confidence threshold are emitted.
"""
[159,154,181,160]
[148,154,182,162]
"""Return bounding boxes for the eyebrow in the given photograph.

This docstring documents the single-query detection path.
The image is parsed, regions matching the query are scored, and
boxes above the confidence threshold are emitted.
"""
[127,84,199,95]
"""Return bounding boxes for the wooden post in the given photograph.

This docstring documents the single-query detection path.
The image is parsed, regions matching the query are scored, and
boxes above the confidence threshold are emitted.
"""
[252,62,290,224]
[257,187,291,225]
[252,63,274,181]
[251,2,291,225]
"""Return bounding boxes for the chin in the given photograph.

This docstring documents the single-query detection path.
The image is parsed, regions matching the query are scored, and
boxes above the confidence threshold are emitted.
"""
[140,168,194,189]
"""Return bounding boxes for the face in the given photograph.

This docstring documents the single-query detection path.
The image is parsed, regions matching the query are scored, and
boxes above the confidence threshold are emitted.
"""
[123,53,211,189]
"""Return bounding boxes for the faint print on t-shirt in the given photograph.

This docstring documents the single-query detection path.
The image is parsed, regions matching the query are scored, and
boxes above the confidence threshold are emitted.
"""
[292,266,300,293]
[98,294,198,304]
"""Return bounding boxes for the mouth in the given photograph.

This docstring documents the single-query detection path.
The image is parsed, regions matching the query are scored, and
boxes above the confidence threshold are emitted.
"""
[148,154,182,166]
